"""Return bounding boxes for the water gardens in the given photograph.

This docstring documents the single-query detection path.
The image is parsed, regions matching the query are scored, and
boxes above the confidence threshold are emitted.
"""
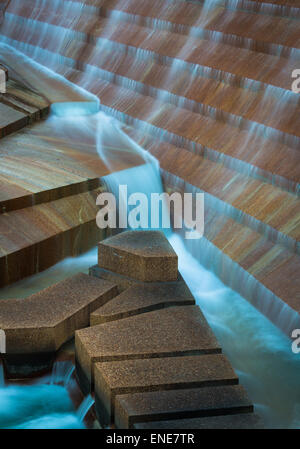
[0,0,299,430]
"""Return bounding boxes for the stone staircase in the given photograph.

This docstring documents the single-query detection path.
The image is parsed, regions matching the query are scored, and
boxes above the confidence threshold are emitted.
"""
[76,230,263,429]
[0,0,299,335]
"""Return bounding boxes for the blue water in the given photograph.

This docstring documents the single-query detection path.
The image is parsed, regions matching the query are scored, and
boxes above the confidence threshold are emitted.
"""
[0,384,84,429]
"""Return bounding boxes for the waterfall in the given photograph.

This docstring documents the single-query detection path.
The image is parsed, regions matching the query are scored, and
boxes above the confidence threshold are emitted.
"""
[49,361,75,388]
[77,395,95,422]
[0,364,5,388]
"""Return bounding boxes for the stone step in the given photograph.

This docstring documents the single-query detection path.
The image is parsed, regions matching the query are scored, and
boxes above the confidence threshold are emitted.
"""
[0,187,106,287]
[75,306,221,393]
[0,273,118,377]
[94,354,238,425]
[3,28,300,184]
[96,82,300,192]
[9,0,300,58]
[133,413,264,429]
[4,11,300,145]
[3,6,298,91]
[0,80,49,139]
[68,45,300,143]
[0,102,28,138]
[98,230,178,282]
[90,280,195,325]
[114,385,253,428]
[4,13,300,146]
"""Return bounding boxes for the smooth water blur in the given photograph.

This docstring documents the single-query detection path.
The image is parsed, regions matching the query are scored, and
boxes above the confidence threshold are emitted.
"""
[0,360,96,429]
[170,234,300,429]
[0,247,97,299]
[0,383,84,429]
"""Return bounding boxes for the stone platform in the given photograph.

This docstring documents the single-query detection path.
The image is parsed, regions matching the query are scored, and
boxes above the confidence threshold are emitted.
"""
[75,231,262,429]
[0,273,118,377]
[0,78,49,139]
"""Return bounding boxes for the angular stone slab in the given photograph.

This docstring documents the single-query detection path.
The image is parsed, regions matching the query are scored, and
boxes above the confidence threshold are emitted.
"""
[94,354,238,425]
[90,280,195,325]
[115,385,253,429]
[89,266,184,293]
[0,273,118,355]
[133,413,264,429]
[98,230,178,282]
[75,306,221,393]
[0,102,27,138]
[0,80,49,139]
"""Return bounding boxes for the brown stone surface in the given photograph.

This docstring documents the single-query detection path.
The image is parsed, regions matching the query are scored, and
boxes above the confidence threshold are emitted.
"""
[0,188,107,287]
[98,231,178,282]
[0,80,49,139]
[90,279,195,325]
[0,273,118,353]
[75,306,221,390]
[89,265,152,292]
[115,385,253,428]
[94,355,238,424]
[0,102,27,138]
[133,413,264,429]
[89,265,184,292]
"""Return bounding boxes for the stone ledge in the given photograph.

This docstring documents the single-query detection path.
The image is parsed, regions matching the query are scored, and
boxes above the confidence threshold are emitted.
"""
[90,279,195,325]
[0,273,118,377]
[94,354,238,425]
[98,230,178,282]
[133,413,264,429]
[75,306,221,392]
[115,385,253,428]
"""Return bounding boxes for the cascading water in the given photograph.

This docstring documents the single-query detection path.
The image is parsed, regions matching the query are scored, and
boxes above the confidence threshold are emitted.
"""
[0,360,87,429]
[0,0,299,430]
[0,364,5,388]
[77,395,95,422]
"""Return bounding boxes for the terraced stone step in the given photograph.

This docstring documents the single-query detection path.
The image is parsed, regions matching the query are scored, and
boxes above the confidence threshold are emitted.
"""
[12,0,300,58]
[133,413,264,429]
[0,273,118,377]
[75,306,221,393]
[114,385,253,428]
[3,7,298,91]
[94,355,238,425]
[0,80,49,139]
[90,281,195,325]
[95,82,300,185]
[98,230,178,282]
[3,22,300,163]
[5,29,299,152]
[68,45,300,142]
[4,13,300,141]
[224,0,300,18]
[0,187,106,287]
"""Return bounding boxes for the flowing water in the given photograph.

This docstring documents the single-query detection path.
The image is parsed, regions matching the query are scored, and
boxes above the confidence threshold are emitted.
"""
[0,359,91,429]
[0,0,299,430]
